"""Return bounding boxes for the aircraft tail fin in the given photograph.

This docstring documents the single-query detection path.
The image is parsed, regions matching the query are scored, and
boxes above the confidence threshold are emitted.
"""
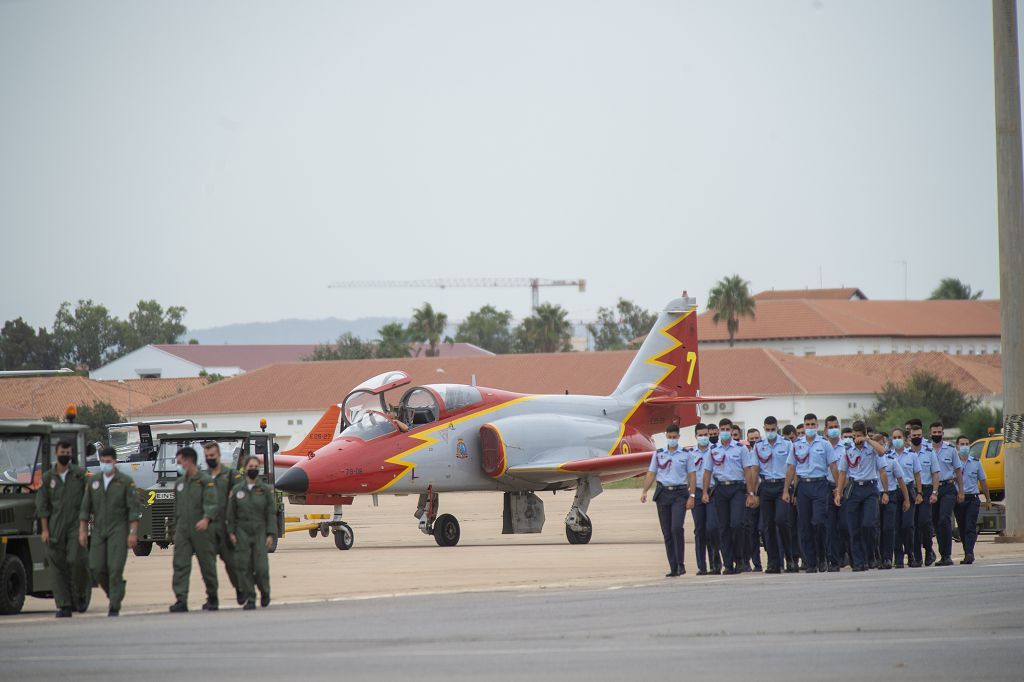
[280,404,341,456]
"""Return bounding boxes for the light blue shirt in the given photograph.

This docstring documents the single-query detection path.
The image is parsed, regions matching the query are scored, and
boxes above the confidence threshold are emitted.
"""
[703,442,754,483]
[786,436,836,479]
[927,441,962,482]
[838,442,882,482]
[877,453,906,492]
[648,447,695,487]
[826,439,849,483]
[895,449,922,489]
[691,446,715,490]
[753,438,791,480]
[960,456,987,494]
[913,446,941,484]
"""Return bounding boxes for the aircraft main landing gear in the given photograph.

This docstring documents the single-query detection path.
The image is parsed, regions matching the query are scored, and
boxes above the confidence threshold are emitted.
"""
[415,488,461,547]
[564,476,602,545]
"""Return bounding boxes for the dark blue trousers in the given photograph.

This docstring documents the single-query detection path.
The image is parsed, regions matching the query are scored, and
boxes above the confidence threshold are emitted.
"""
[916,485,935,561]
[758,481,791,570]
[846,484,880,569]
[935,481,957,559]
[692,489,720,572]
[896,488,916,566]
[826,484,848,568]
[786,492,801,566]
[954,495,981,556]
[712,483,746,570]
[797,480,829,570]
[655,486,688,571]
[879,489,899,564]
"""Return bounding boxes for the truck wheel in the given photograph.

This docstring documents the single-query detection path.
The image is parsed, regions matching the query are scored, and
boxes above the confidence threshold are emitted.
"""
[0,555,27,615]
[433,514,461,547]
[333,522,354,550]
[133,541,153,557]
[268,535,279,554]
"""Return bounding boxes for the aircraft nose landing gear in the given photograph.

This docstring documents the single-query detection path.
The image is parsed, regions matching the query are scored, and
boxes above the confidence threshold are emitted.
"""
[415,487,461,547]
[564,476,602,545]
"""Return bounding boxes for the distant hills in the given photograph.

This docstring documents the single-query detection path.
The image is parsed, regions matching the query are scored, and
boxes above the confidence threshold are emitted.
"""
[186,317,408,345]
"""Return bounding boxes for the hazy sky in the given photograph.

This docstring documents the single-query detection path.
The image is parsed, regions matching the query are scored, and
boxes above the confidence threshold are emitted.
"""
[0,1,1012,332]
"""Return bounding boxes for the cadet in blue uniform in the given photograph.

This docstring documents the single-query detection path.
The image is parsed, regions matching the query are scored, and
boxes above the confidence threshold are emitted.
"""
[641,424,696,577]
[953,435,990,564]
[742,427,763,571]
[876,434,911,569]
[753,417,793,574]
[783,413,839,573]
[926,422,964,566]
[907,424,941,566]
[781,424,801,571]
[689,423,721,575]
[702,420,757,575]
[823,419,851,571]
[835,421,888,571]
[892,429,922,568]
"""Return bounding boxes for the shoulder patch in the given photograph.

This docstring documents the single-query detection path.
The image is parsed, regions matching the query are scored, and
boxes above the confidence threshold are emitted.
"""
[207,482,215,487]
[92,481,99,490]
[236,490,245,499]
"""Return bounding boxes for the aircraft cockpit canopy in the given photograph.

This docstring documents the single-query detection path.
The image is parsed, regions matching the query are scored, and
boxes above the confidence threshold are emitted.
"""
[340,372,484,438]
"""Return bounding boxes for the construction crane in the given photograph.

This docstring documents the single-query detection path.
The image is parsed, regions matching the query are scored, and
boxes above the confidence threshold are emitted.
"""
[328,278,586,311]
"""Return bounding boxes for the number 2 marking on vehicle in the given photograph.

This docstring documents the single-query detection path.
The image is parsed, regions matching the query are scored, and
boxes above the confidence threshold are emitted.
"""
[685,351,697,385]
[147,491,156,506]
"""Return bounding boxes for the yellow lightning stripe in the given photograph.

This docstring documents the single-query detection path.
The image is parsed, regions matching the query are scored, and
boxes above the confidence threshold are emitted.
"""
[372,395,537,492]
[606,306,696,455]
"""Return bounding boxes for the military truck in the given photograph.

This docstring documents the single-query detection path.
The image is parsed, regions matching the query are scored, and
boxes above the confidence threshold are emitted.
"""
[95,420,197,492]
[137,430,285,556]
[0,421,90,615]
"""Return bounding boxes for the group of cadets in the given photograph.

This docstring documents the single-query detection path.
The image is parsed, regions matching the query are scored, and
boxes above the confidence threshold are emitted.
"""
[35,442,277,618]
[642,414,992,577]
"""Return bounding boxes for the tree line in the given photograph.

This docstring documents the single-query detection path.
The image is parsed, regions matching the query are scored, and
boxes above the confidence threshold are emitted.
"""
[0,300,187,371]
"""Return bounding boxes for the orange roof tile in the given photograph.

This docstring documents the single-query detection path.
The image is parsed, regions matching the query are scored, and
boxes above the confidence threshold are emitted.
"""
[754,288,866,301]
[809,353,1002,395]
[0,376,208,420]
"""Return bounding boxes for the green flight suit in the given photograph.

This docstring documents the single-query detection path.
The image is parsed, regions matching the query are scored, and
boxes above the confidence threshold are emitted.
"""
[78,470,142,611]
[226,479,276,603]
[211,467,242,593]
[171,470,219,603]
[36,464,90,611]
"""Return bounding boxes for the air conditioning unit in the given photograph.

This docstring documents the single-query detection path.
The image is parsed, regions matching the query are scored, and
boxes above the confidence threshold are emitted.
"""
[717,402,734,414]
[700,403,717,415]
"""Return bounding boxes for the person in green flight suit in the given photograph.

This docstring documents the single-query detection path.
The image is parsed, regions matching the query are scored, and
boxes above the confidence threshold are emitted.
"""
[77,445,142,617]
[227,455,277,610]
[203,441,243,604]
[168,446,219,612]
[36,439,91,618]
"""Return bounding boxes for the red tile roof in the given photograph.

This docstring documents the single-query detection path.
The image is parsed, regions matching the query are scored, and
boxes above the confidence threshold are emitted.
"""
[809,353,1003,395]
[697,299,1001,342]
[754,288,867,301]
[0,376,208,419]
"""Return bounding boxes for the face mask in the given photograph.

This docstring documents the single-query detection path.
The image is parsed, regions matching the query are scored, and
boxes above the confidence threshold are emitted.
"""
[99,462,114,474]
[959,446,970,457]
[766,431,778,442]
[931,434,943,444]
[910,437,923,447]
[842,437,853,447]
[827,428,840,439]
[719,431,732,443]
[892,438,904,450]
[805,428,818,438]
[666,438,679,449]
[709,435,719,445]
[697,436,710,448]
[176,463,186,475]
[246,468,259,480]
[205,458,219,469]
[57,455,72,466]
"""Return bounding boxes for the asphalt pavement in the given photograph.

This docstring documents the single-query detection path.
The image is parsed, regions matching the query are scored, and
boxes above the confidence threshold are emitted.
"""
[3,559,1023,681]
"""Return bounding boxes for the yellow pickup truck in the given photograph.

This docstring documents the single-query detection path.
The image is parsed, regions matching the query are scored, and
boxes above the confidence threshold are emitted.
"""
[968,435,1004,500]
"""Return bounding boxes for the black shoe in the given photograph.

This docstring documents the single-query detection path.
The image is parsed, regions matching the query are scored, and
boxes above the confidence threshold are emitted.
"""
[76,600,88,613]
[738,565,750,573]
[852,565,868,572]
[665,570,679,577]
[696,569,708,576]
[894,561,904,569]
[818,564,829,573]
[678,565,686,576]
[785,565,800,574]
[202,600,219,611]
[961,554,975,565]
[765,566,781,574]
[827,565,840,573]
[908,559,922,568]
[55,608,72,618]
[936,557,954,566]
[169,601,188,613]
[260,593,270,608]
[753,565,763,572]
[108,609,119,617]
[925,552,936,567]
[880,561,892,570]
[868,560,879,570]
[236,590,245,606]
[721,567,739,575]
[243,600,256,611]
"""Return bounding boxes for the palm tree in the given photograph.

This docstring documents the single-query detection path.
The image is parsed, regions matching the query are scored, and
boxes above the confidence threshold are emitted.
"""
[514,303,573,353]
[929,278,983,300]
[707,275,756,347]
[375,322,410,359]
[406,303,451,357]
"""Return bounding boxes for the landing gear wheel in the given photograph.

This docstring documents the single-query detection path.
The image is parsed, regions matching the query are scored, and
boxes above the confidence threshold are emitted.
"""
[308,527,319,538]
[320,523,330,538]
[132,541,153,557]
[268,534,279,553]
[0,555,27,615]
[333,522,354,550]
[566,515,593,545]
[433,514,461,547]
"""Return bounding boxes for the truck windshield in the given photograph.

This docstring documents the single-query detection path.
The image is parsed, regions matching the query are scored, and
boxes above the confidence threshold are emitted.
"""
[0,435,43,486]
[156,439,246,473]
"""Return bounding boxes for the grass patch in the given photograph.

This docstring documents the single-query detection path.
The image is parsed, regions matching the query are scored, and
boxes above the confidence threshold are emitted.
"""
[605,476,644,489]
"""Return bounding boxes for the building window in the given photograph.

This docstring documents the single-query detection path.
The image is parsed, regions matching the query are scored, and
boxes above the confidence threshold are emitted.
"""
[873,350,879,354]
[200,422,207,428]
[804,349,816,357]
[296,419,303,425]
[287,419,294,425]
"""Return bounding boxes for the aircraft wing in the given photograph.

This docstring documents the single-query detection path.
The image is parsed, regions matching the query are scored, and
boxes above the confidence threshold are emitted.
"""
[505,452,654,486]
[643,395,761,405]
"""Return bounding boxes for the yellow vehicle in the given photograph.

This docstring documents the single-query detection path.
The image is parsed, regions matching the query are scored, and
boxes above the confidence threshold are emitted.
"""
[969,435,1004,501]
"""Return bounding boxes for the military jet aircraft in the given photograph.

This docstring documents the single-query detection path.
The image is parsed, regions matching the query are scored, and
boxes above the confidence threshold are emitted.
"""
[274,295,757,549]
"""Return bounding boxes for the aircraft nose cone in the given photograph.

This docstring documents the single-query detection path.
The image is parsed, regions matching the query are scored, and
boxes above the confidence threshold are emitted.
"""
[275,467,308,494]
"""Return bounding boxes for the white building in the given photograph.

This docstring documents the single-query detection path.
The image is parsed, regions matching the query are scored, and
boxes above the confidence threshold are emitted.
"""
[90,344,317,380]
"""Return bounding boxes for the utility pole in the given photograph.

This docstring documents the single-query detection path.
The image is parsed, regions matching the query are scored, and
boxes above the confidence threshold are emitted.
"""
[993,0,1024,541]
